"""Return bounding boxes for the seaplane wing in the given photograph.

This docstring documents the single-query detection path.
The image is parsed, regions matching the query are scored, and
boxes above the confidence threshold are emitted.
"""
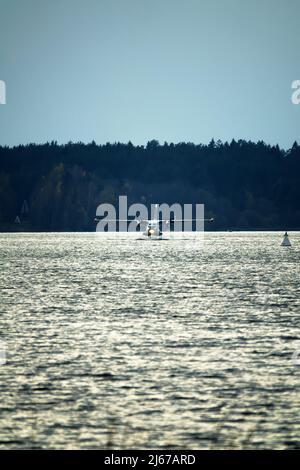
[136,219,150,224]
[94,218,148,225]
[95,217,214,224]
[95,218,140,221]
[161,217,214,223]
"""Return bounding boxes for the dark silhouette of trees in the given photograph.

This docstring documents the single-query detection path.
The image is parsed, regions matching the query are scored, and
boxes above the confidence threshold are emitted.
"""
[0,139,299,231]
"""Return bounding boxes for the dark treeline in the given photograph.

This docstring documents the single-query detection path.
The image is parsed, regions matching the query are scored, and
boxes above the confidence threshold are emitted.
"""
[0,138,300,231]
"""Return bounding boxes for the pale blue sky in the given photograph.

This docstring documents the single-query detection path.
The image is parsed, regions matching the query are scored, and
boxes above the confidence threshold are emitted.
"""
[0,0,299,148]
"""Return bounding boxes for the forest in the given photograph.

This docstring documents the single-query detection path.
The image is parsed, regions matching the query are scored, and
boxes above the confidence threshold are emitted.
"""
[0,139,300,231]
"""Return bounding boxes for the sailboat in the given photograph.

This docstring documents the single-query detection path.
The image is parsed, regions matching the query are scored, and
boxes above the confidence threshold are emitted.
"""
[281,231,291,247]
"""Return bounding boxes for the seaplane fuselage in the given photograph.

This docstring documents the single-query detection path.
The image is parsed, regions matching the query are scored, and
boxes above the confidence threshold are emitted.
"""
[142,220,163,238]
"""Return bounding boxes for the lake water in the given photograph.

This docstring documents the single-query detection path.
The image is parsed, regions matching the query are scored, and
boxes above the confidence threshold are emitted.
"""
[0,232,300,449]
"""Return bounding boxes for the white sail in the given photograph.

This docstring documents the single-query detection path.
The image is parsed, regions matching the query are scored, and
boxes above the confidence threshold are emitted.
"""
[281,232,291,247]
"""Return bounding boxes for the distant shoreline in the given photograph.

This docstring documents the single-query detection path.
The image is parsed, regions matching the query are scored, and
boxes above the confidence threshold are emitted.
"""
[1,140,300,232]
[1,229,300,234]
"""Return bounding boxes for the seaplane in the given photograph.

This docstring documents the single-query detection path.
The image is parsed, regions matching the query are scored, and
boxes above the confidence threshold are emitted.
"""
[95,204,214,240]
